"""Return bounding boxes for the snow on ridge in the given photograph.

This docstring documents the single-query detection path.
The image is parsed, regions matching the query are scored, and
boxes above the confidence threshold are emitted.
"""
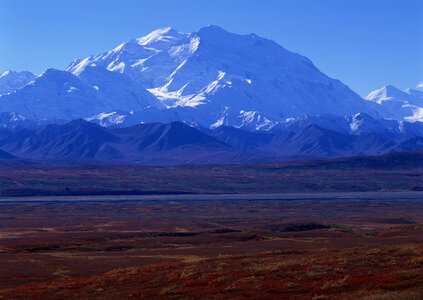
[0,70,36,96]
[66,87,80,93]
[135,27,186,46]
[0,70,11,78]
[85,111,127,127]
[365,84,423,122]
[2,26,408,130]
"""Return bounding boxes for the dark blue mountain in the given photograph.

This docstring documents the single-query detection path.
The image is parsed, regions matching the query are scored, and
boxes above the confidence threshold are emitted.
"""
[207,125,272,151]
[0,119,423,165]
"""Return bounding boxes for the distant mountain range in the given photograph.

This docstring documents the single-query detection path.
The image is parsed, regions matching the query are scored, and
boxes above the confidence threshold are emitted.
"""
[1,25,422,130]
[0,117,422,165]
[0,70,35,95]
[365,84,423,122]
[0,25,422,165]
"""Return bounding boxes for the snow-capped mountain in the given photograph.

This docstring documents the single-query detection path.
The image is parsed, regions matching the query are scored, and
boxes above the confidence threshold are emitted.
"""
[0,26,418,132]
[66,25,380,128]
[0,67,163,121]
[365,85,423,122]
[272,112,423,140]
[0,70,35,95]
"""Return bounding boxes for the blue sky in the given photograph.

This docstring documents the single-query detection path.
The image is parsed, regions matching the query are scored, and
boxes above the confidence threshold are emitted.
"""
[0,0,421,96]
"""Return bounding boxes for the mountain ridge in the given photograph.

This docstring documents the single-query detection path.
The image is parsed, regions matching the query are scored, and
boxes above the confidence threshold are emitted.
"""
[0,119,422,166]
[365,84,423,122]
[0,70,35,95]
[0,25,385,129]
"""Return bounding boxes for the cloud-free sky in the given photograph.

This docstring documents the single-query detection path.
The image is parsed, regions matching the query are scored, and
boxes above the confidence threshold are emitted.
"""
[0,0,421,95]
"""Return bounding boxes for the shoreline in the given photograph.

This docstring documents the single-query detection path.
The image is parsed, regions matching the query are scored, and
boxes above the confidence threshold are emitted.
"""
[1,191,423,203]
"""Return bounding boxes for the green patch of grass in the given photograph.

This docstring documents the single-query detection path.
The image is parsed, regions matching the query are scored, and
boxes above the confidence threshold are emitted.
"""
[329,224,358,231]
[364,232,379,237]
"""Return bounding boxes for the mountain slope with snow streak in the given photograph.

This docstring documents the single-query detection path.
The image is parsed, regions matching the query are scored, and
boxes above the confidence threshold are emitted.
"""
[0,70,35,95]
[67,25,380,129]
[365,85,423,122]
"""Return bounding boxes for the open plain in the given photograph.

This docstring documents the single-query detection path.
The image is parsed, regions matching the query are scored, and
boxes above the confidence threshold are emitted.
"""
[1,195,423,299]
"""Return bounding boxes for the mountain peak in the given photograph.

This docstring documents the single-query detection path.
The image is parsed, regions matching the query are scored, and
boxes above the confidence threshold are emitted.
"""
[365,84,406,102]
[196,25,239,40]
[36,68,79,83]
[42,68,66,75]
[365,84,423,122]
[0,70,36,95]
[135,27,185,46]
[0,70,35,78]
[383,84,403,93]
[198,25,227,34]
[3,25,383,129]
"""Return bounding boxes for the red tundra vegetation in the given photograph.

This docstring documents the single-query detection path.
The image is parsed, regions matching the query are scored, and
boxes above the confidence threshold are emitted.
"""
[1,199,423,299]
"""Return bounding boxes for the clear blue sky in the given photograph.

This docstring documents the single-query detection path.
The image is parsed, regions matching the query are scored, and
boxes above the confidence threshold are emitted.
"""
[0,0,421,96]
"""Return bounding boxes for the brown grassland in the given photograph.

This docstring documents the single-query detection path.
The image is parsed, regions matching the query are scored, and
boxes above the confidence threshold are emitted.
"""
[1,198,423,299]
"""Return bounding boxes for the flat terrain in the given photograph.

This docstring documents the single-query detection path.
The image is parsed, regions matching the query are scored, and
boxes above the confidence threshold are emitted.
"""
[0,150,422,197]
[2,191,423,203]
[1,196,423,299]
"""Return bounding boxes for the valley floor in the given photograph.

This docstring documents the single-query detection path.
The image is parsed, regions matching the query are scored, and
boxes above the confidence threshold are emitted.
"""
[1,198,423,299]
[0,150,423,197]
